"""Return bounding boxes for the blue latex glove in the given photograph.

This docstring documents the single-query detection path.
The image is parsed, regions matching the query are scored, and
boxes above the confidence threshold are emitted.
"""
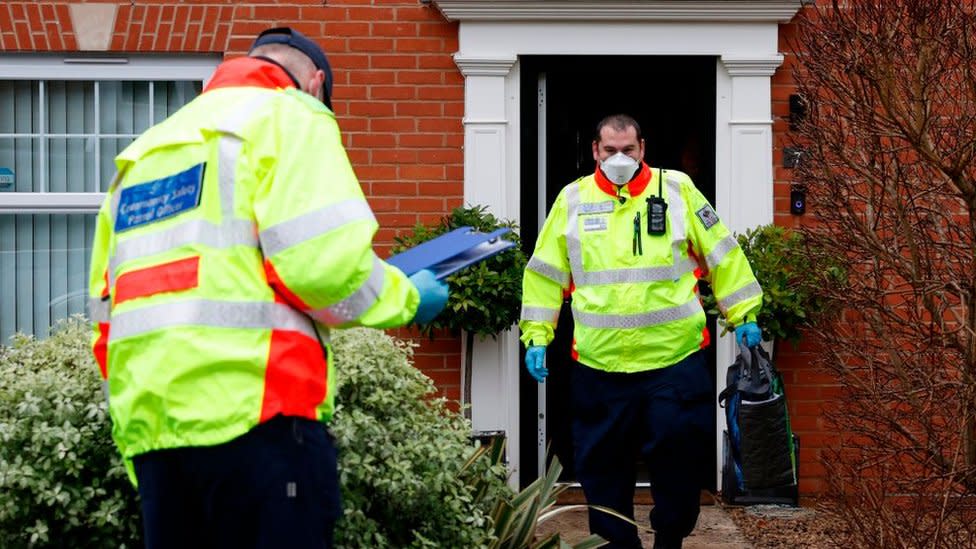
[409,269,449,325]
[735,321,762,348]
[525,345,548,383]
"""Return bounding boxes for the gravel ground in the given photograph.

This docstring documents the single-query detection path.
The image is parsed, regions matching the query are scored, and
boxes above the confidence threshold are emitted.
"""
[537,500,844,548]
[724,503,843,548]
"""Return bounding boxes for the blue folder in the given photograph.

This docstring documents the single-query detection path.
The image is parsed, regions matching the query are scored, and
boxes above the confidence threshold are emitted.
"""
[387,226,516,280]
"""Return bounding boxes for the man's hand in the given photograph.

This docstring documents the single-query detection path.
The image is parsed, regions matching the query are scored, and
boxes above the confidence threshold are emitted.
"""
[735,321,762,348]
[525,346,548,383]
[409,269,449,325]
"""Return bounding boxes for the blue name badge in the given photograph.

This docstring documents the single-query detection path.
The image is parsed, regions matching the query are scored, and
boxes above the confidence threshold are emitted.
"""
[115,163,205,232]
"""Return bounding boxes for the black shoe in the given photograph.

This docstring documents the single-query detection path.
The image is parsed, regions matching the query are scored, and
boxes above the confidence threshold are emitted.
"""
[651,534,682,549]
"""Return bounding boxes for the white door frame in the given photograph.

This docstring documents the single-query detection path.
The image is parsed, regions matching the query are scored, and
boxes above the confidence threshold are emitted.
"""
[433,0,803,487]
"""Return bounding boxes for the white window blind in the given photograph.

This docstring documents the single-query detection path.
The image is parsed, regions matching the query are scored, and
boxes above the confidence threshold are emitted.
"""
[0,55,218,341]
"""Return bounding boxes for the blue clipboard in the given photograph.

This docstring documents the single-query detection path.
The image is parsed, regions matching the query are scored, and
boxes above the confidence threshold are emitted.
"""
[387,226,516,280]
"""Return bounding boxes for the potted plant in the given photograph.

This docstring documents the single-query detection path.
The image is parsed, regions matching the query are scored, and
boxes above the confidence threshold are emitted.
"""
[703,223,844,354]
[392,205,528,420]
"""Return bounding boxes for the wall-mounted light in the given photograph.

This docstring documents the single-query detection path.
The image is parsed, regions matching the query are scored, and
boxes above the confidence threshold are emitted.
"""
[783,146,805,169]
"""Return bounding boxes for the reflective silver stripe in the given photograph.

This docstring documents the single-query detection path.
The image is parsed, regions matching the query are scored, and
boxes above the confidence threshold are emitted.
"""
[107,170,126,291]
[565,184,584,276]
[716,281,763,316]
[111,218,257,271]
[218,136,241,221]
[308,256,385,325]
[88,298,110,323]
[526,256,570,287]
[213,92,274,218]
[704,235,738,272]
[565,175,698,287]
[520,305,560,323]
[575,262,696,285]
[665,174,686,243]
[260,200,376,258]
[572,298,702,329]
[215,93,275,137]
[665,174,688,270]
[109,299,316,341]
[312,323,331,346]
[108,170,124,225]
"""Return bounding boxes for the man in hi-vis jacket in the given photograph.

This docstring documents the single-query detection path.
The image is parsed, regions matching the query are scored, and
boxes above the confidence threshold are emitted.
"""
[88,27,448,548]
[520,114,763,549]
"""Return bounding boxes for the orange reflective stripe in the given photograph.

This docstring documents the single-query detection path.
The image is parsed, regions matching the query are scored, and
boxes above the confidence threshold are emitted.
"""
[115,256,200,305]
[94,322,109,379]
[261,329,327,422]
[263,258,312,310]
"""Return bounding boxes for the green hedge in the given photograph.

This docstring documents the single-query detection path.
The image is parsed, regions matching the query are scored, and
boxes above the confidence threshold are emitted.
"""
[331,328,510,547]
[0,318,141,547]
[0,319,511,548]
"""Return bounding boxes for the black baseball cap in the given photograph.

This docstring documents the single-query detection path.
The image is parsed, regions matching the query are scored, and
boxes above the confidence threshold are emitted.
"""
[249,27,333,109]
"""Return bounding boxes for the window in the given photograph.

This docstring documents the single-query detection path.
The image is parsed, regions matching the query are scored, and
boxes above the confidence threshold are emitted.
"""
[0,55,219,341]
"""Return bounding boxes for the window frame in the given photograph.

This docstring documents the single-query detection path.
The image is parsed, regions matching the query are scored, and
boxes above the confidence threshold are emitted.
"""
[0,54,219,214]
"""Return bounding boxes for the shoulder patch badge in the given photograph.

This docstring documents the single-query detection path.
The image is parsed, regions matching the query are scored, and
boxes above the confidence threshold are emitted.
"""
[695,204,720,230]
[115,163,205,232]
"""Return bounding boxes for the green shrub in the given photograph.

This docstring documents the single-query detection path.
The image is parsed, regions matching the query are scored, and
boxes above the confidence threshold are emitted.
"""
[0,316,142,547]
[0,321,514,548]
[702,224,845,346]
[331,328,511,548]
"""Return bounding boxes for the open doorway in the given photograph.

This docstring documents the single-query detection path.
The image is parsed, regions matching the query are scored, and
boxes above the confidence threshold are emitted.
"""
[517,55,718,489]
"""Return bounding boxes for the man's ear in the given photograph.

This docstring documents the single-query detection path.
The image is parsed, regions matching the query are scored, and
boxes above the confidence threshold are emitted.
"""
[306,69,327,102]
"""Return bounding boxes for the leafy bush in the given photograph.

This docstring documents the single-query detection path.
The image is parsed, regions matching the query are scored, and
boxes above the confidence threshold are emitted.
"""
[4,322,575,548]
[0,316,142,547]
[392,204,527,339]
[703,224,845,346]
[331,328,511,548]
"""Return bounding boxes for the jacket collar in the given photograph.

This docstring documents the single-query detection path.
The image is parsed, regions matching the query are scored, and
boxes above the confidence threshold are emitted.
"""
[594,161,653,199]
[203,57,299,93]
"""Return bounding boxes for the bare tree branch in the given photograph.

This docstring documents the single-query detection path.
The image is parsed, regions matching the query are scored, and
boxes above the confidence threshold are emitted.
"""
[791,1,976,545]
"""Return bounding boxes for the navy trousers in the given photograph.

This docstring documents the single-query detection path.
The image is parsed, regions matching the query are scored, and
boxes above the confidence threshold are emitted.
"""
[570,350,713,549]
[133,415,341,549]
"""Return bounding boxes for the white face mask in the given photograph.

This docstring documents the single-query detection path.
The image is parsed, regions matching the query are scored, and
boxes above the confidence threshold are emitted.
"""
[599,152,640,185]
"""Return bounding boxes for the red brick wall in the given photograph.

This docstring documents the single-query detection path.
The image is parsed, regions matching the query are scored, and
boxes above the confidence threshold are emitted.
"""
[771,8,839,499]
[0,0,465,401]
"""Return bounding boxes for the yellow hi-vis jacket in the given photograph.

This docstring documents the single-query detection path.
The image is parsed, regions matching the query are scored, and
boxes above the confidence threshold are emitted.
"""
[88,58,419,471]
[519,163,762,372]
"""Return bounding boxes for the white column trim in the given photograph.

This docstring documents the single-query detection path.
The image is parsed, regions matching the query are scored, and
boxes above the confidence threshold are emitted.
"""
[455,53,523,487]
[454,55,517,76]
[434,1,804,22]
[721,55,785,77]
[713,50,782,489]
